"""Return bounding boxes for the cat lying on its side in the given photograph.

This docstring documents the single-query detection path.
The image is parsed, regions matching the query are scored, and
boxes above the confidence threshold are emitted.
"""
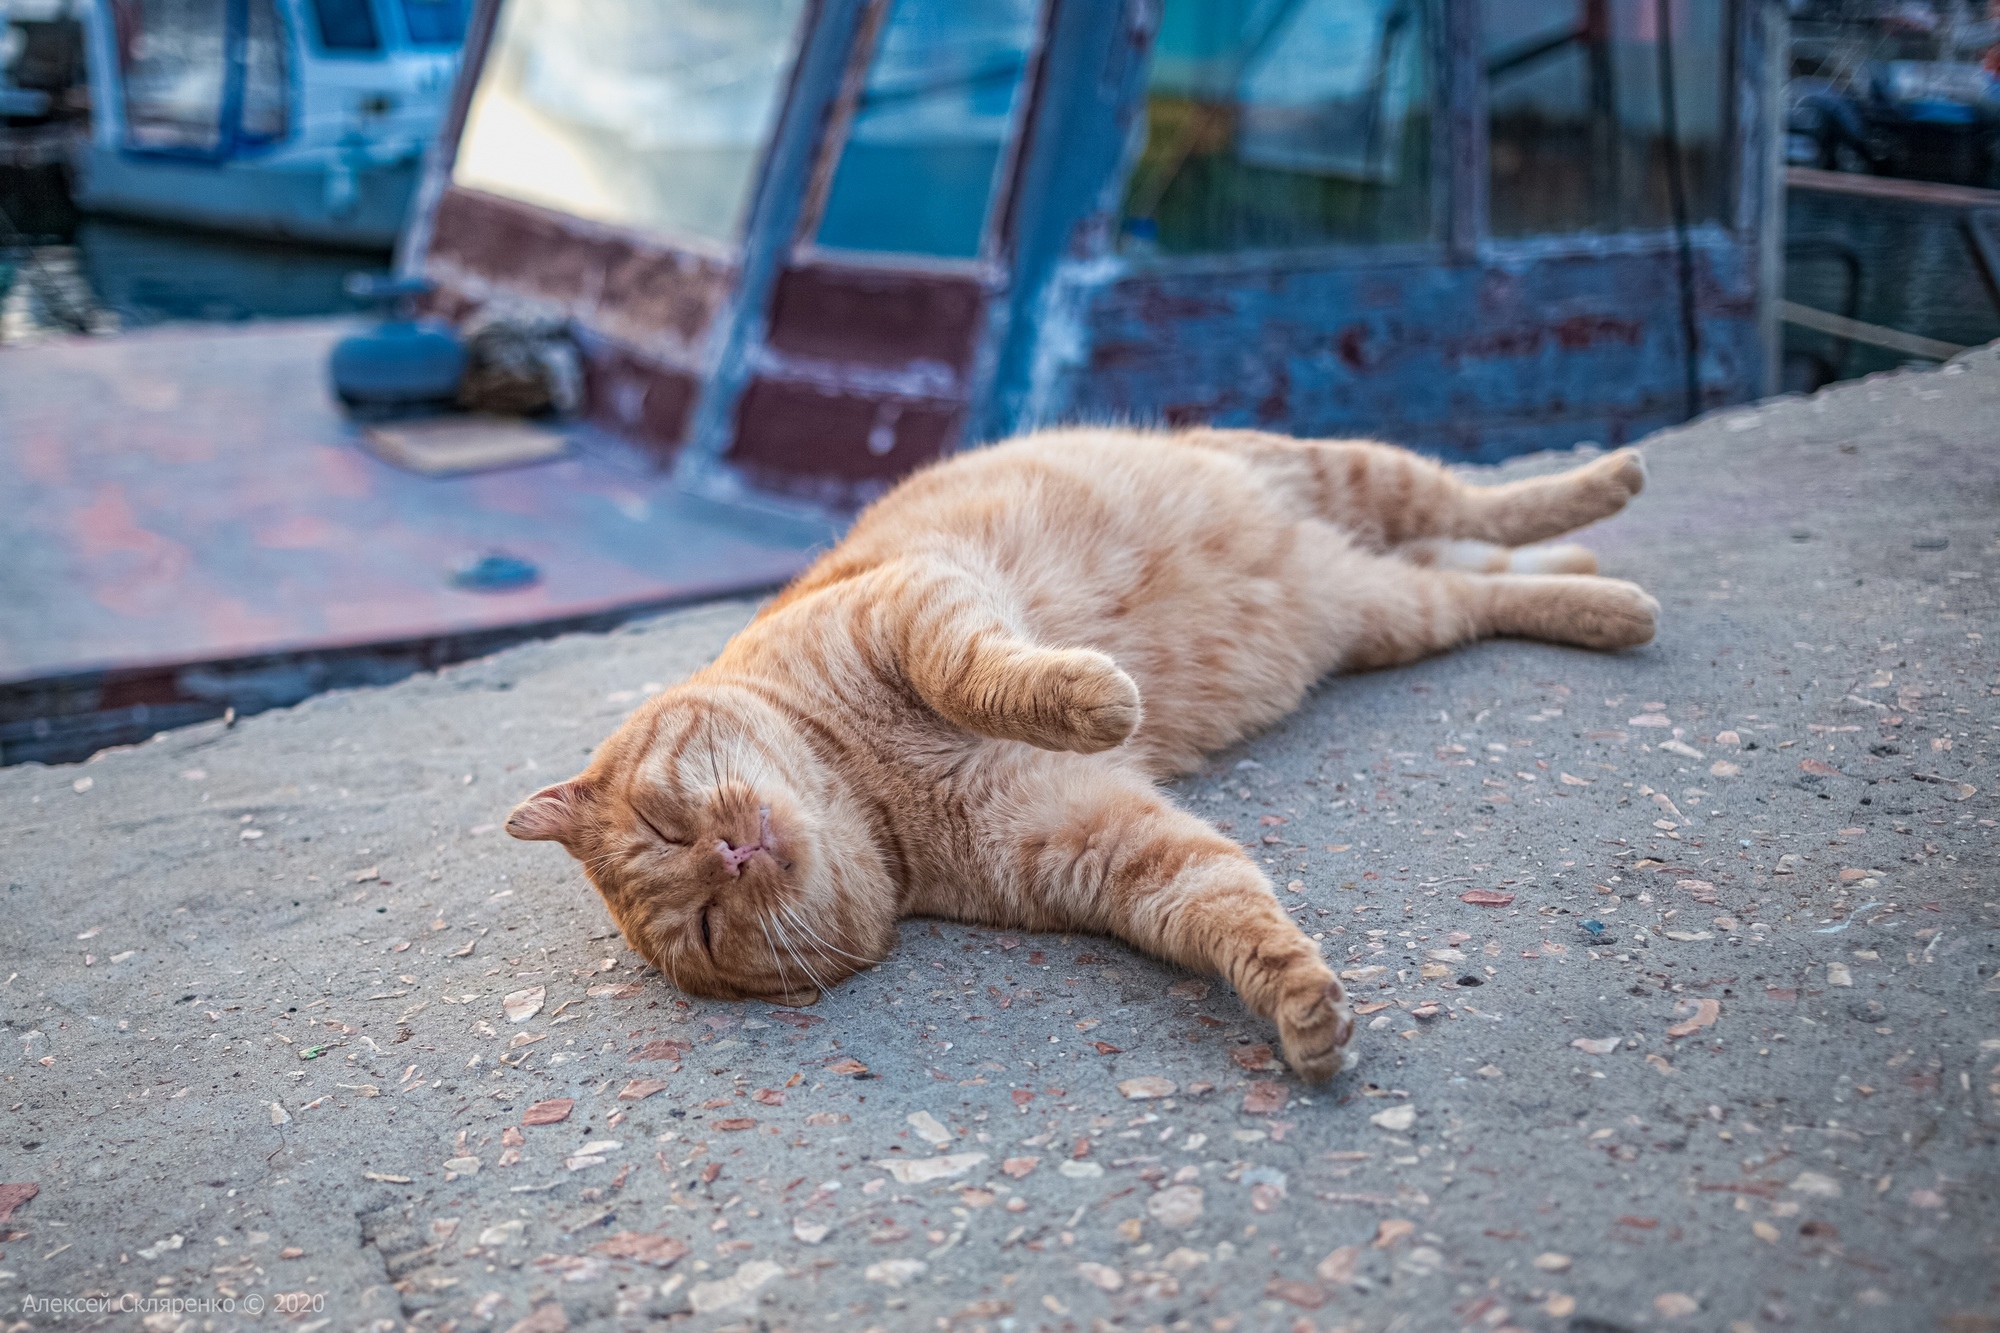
[508,427,1654,1080]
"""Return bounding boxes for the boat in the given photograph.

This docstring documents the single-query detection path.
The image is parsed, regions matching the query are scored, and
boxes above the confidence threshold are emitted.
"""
[70,0,463,248]
[1788,62,2000,187]
[1,0,86,123]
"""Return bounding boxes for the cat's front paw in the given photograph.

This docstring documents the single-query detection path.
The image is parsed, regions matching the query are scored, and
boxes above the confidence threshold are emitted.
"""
[1030,649,1142,753]
[1274,968,1353,1083]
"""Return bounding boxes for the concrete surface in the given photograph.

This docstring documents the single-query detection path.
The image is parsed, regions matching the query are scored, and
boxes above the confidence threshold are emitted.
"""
[0,320,831,684]
[3,351,1998,1333]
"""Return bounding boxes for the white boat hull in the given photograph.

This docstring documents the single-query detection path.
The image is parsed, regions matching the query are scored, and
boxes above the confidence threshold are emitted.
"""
[75,0,459,248]
[71,144,419,248]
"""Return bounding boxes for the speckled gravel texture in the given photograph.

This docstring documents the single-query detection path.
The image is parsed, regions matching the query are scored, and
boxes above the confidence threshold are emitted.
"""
[4,351,1997,1333]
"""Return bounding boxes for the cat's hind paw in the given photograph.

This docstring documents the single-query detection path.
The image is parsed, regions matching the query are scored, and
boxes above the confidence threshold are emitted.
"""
[1562,578,1659,650]
[1548,446,1647,533]
[1274,971,1354,1083]
[1591,446,1647,500]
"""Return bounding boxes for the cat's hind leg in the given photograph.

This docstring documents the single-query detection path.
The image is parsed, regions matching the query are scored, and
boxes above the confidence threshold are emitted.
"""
[1448,448,1647,548]
[1303,541,1658,668]
[975,762,1352,1081]
[1184,429,1645,552]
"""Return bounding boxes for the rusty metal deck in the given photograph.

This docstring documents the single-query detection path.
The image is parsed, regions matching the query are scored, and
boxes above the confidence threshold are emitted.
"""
[0,319,835,760]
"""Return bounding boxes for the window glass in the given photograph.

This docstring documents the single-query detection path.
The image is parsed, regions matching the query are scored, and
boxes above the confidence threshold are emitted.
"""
[115,0,289,150]
[1122,0,1437,254]
[453,0,809,243]
[1486,0,1729,236]
[400,0,463,45]
[240,0,290,141]
[310,0,380,52]
[117,0,227,151]
[814,0,1040,259]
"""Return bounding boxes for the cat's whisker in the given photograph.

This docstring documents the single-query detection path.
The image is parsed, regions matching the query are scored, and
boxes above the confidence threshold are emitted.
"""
[654,933,687,998]
[782,910,867,989]
[756,913,797,999]
[781,902,873,966]
[702,733,724,805]
[776,918,830,994]
[794,934,856,988]
[769,912,831,993]
[727,751,777,804]
[731,751,775,791]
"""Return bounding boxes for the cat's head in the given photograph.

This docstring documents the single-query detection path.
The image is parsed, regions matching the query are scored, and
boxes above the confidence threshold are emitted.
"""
[505,682,893,1005]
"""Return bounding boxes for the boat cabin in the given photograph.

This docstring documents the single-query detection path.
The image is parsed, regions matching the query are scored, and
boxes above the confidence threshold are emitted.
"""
[410,0,1783,506]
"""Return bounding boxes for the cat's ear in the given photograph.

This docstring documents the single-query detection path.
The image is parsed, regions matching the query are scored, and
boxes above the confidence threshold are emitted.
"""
[506,780,596,845]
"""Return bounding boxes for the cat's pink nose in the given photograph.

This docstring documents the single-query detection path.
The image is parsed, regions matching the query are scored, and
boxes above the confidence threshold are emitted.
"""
[714,807,777,877]
[715,839,762,876]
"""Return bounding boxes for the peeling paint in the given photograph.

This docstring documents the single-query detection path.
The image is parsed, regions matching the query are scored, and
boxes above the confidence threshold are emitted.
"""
[407,0,1777,481]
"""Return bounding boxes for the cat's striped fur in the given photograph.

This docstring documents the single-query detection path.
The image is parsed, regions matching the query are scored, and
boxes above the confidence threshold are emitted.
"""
[509,427,1653,1080]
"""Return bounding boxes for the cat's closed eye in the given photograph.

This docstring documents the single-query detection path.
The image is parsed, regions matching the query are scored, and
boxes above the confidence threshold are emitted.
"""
[635,811,690,847]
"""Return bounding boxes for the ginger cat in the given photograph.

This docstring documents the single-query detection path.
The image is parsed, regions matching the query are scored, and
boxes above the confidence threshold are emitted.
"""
[508,428,1654,1080]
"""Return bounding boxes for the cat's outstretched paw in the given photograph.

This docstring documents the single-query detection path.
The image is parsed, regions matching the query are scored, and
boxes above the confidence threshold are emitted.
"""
[1274,969,1353,1083]
[1026,649,1142,753]
[1557,447,1647,530]
[1562,578,1659,650]
[1592,446,1647,499]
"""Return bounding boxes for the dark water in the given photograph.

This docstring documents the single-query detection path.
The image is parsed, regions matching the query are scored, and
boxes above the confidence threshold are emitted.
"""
[1784,189,2000,383]
[79,218,389,325]
[1,213,387,342]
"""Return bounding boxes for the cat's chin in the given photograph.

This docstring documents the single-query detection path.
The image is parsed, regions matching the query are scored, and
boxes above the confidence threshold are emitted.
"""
[757,986,822,1008]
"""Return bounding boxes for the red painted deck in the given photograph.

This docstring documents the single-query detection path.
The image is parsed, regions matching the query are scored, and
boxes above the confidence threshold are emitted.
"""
[0,320,832,685]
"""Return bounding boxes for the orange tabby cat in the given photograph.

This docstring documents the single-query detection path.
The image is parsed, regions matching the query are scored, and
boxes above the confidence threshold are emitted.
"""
[508,427,1653,1080]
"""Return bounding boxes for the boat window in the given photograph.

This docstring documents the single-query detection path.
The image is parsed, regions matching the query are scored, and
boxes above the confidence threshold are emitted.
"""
[240,0,290,141]
[1487,0,1729,237]
[115,0,290,152]
[399,0,463,46]
[452,0,810,244]
[1120,0,1438,254]
[310,0,380,53]
[813,0,1041,260]
[117,0,229,151]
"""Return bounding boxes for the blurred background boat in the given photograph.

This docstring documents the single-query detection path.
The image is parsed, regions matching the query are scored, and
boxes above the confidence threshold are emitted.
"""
[69,0,464,246]
[1778,0,2000,390]
[1788,0,2000,187]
